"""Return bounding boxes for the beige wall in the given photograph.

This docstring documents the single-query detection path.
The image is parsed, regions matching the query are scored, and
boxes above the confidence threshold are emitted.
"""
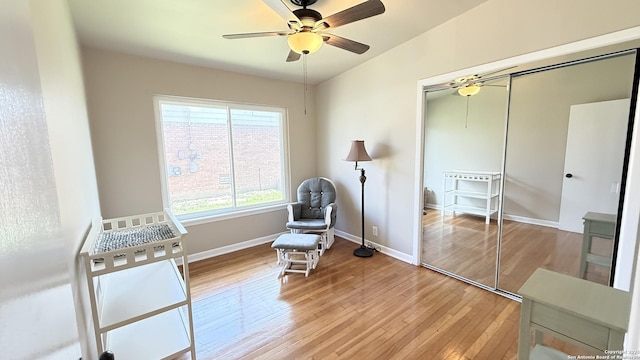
[82,48,317,254]
[316,0,640,255]
[32,1,102,357]
[1,0,101,358]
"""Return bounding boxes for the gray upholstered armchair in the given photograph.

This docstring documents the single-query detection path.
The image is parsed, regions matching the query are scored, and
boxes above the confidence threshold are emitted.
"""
[286,177,337,255]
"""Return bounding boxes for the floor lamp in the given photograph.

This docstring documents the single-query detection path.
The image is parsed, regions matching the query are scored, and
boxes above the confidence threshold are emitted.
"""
[344,140,373,258]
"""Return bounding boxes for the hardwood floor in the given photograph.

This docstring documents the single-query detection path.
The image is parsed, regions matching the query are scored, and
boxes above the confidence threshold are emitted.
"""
[422,210,612,293]
[184,237,523,360]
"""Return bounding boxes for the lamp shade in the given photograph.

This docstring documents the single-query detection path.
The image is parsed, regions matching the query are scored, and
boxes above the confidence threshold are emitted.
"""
[458,84,481,96]
[288,32,323,54]
[344,140,372,162]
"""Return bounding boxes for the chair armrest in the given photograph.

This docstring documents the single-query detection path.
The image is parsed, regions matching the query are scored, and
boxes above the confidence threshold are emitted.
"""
[324,203,338,228]
[287,202,303,222]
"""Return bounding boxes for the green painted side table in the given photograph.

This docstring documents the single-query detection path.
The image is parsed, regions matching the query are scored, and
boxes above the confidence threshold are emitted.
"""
[517,268,630,359]
[579,212,616,279]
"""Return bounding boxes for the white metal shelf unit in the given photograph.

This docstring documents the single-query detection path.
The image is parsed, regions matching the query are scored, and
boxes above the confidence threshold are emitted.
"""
[442,171,502,224]
[79,210,196,360]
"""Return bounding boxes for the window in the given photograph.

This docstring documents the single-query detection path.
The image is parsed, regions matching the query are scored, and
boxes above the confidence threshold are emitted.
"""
[154,96,289,221]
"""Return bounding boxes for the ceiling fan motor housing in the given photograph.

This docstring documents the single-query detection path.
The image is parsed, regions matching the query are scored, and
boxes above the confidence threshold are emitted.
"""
[290,0,318,7]
[293,8,323,27]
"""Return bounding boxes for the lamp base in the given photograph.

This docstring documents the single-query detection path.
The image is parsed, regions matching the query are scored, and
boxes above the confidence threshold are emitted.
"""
[354,246,373,258]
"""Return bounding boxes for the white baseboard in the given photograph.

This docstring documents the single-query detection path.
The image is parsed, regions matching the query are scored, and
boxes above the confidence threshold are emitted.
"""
[425,205,559,229]
[184,232,286,264]
[182,230,415,266]
[334,230,414,264]
[502,214,558,228]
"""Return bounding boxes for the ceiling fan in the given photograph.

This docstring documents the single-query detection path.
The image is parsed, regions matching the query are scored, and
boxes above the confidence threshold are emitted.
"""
[432,67,515,96]
[222,0,386,62]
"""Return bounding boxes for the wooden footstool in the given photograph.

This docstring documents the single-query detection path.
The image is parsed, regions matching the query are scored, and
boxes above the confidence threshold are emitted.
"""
[271,233,321,277]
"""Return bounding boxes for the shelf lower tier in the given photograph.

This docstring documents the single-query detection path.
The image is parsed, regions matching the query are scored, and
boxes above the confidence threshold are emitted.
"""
[105,307,192,360]
[443,204,498,217]
[444,190,500,199]
[98,259,187,330]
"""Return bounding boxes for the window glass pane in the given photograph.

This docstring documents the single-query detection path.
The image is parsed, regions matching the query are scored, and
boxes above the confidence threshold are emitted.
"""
[160,103,233,215]
[156,97,289,220]
[230,109,284,207]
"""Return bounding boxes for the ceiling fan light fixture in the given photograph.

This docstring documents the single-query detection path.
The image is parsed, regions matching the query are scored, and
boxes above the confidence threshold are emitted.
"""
[288,32,323,54]
[458,84,481,96]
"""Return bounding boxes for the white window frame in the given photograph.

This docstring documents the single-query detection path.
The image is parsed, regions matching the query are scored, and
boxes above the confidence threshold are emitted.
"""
[153,95,291,224]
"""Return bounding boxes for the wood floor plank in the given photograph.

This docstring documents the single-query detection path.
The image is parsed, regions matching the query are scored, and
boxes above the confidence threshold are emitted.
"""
[182,237,524,359]
[423,210,611,292]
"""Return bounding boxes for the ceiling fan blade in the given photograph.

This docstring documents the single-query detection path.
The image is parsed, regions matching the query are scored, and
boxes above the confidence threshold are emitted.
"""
[262,0,301,24]
[453,75,476,83]
[425,83,456,92]
[223,31,290,39]
[286,50,301,62]
[427,80,466,91]
[476,66,517,79]
[323,34,369,54]
[318,0,385,29]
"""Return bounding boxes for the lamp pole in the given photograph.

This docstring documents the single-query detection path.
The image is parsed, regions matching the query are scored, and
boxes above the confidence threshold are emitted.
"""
[354,166,373,257]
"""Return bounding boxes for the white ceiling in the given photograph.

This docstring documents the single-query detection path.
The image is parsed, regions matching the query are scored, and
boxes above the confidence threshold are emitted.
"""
[68,0,488,84]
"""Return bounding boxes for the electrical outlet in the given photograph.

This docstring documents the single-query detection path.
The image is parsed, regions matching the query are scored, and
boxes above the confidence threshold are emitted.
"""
[372,226,378,236]
[611,182,621,193]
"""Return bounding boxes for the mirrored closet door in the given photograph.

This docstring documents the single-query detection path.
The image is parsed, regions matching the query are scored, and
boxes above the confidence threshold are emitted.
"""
[498,51,637,294]
[421,47,638,296]
[422,76,509,289]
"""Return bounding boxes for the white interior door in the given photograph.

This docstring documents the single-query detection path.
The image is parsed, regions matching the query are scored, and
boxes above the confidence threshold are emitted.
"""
[558,99,629,233]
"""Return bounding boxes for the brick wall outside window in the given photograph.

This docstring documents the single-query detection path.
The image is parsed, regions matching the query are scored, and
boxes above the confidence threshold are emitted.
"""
[163,122,282,201]
[156,96,288,217]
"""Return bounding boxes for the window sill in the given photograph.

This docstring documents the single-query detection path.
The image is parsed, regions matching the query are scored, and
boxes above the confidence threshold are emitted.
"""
[179,203,288,227]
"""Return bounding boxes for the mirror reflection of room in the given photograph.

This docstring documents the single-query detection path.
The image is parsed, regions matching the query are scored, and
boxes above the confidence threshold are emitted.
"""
[499,52,634,293]
[422,76,509,288]
[421,49,636,295]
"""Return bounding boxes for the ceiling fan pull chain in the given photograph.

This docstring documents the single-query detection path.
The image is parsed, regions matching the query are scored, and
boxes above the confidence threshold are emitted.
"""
[465,96,470,129]
[303,53,308,115]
